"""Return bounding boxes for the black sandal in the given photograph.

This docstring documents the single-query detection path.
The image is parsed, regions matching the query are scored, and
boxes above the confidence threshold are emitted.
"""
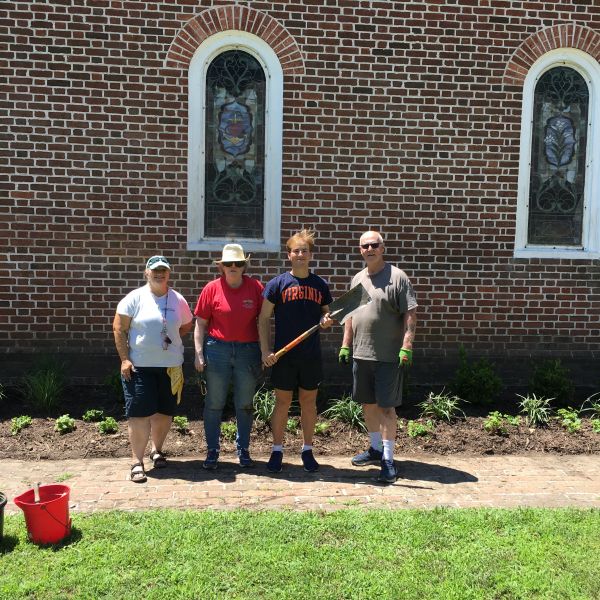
[150,450,168,469]
[130,462,147,483]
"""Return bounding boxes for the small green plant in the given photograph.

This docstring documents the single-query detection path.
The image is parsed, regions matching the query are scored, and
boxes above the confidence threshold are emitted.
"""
[286,417,299,435]
[591,419,600,433]
[173,415,190,433]
[54,414,76,434]
[82,409,104,422]
[418,389,465,422]
[98,417,119,434]
[529,359,574,406]
[55,472,75,482]
[556,407,582,434]
[581,392,600,419]
[11,415,32,435]
[20,357,66,413]
[253,387,276,425]
[483,411,521,435]
[322,395,366,432]
[450,345,502,405]
[407,419,434,438]
[220,421,237,442]
[518,394,553,427]
[103,371,125,401]
[314,420,330,435]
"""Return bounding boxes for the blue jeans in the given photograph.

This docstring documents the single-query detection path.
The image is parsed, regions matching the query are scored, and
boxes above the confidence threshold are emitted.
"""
[203,336,262,451]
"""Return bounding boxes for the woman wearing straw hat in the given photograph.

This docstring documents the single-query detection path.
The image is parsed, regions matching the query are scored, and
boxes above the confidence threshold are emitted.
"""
[193,244,264,469]
[113,255,194,483]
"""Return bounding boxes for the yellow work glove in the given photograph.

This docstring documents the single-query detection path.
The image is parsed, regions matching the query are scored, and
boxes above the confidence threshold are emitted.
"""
[398,348,413,368]
[338,347,351,364]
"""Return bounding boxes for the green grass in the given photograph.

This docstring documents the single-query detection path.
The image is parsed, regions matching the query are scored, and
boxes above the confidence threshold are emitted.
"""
[2,508,599,599]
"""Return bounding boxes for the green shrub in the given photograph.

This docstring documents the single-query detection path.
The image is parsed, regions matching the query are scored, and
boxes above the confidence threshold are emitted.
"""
[20,357,66,413]
[418,389,465,422]
[173,415,189,433]
[450,346,502,405]
[407,419,434,438]
[529,359,574,406]
[220,421,237,442]
[556,407,582,434]
[103,371,124,401]
[98,417,119,434]
[518,394,553,428]
[82,409,104,422]
[286,417,299,435]
[581,392,600,419]
[54,414,76,434]
[483,411,520,435]
[322,395,366,432]
[11,415,32,435]
[314,420,330,435]
[591,419,600,433]
[253,387,276,425]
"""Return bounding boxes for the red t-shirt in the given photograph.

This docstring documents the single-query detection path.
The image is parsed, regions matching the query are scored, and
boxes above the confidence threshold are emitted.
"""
[194,275,264,342]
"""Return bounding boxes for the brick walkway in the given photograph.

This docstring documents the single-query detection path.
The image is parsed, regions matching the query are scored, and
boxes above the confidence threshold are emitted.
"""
[2,453,599,514]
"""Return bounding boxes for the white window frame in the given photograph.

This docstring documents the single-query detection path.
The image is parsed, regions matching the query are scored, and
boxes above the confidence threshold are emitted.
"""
[188,31,283,252]
[514,48,600,259]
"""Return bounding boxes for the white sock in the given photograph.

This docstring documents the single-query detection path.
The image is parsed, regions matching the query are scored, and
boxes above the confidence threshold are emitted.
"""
[272,445,283,453]
[302,444,312,452]
[382,439,394,462]
[369,432,383,451]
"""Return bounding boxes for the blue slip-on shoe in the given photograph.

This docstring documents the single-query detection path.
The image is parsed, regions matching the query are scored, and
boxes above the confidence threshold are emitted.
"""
[266,450,283,473]
[351,446,383,466]
[203,448,219,470]
[377,459,397,483]
[238,448,254,468]
[301,449,319,472]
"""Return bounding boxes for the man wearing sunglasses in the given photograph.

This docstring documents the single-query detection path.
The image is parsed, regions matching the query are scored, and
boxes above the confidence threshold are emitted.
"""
[339,231,417,483]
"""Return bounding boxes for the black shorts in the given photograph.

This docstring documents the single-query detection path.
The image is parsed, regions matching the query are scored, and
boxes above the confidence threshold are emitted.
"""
[270,354,322,391]
[122,367,178,418]
[352,359,404,408]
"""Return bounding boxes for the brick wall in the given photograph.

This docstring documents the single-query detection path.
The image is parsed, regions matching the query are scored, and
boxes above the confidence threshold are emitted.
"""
[2,1,600,386]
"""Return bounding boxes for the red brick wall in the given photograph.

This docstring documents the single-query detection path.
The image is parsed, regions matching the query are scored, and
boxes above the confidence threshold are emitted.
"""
[2,1,600,382]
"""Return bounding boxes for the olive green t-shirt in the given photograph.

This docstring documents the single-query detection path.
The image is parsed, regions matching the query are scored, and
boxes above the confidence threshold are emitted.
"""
[350,263,417,362]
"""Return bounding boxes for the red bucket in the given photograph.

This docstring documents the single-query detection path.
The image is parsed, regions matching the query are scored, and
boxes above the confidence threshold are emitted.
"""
[14,484,72,544]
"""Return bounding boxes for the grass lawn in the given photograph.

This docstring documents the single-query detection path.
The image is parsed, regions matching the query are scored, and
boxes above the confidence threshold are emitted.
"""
[1,508,599,599]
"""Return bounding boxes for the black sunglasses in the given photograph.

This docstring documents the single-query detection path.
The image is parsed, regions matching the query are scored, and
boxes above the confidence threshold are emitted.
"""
[222,261,246,268]
[360,242,381,250]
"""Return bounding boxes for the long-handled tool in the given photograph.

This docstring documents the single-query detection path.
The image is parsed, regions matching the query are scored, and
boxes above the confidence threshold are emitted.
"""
[273,283,370,359]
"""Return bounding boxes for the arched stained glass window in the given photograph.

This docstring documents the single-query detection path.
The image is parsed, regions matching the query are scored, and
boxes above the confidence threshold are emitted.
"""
[527,67,589,246]
[204,50,266,238]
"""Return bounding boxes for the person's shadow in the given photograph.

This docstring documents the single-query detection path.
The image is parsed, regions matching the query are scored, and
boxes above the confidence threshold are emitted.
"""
[146,458,477,489]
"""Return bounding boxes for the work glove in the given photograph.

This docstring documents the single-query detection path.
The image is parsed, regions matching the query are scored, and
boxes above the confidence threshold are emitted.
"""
[399,348,413,368]
[338,346,351,364]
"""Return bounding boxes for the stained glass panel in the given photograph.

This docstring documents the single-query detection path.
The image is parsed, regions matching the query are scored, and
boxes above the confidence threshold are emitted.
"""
[528,67,588,246]
[205,50,266,238]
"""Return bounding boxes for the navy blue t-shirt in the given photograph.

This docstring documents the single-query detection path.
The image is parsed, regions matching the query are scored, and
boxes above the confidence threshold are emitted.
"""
[263,271,333,358]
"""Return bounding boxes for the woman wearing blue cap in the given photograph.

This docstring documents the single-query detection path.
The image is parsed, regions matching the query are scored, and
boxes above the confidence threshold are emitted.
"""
[113,255,193,483]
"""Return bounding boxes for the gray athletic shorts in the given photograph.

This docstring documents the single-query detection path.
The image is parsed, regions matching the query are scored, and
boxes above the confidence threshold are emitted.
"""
[352,359,404,408]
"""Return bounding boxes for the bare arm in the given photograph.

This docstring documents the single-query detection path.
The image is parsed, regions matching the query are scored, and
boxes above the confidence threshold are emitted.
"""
[320,304,333,329]
[402,307,417,350]
[112,312,134,381]
[193,318,208,372]
[342,316,353,348]
[179,320,193,337]
[258,299,276,366]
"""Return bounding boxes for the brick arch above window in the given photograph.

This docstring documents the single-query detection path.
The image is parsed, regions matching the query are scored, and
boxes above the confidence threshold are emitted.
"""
[504,24,600,86]
[165,6,304,75]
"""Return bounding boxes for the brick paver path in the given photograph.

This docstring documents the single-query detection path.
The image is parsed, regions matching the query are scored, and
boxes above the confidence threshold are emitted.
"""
[2,454,599,514]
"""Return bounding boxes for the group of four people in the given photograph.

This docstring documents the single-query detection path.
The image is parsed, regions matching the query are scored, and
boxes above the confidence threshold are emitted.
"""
[113,229,417,485]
